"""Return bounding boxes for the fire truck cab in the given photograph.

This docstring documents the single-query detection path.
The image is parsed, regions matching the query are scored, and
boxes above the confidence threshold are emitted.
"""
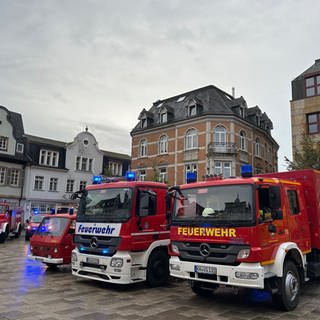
[0,202,23,243]
[71,174,170,286]
[168,167,320,311]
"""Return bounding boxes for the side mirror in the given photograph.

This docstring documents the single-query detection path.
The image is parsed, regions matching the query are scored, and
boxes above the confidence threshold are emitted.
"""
[268,223,277,233]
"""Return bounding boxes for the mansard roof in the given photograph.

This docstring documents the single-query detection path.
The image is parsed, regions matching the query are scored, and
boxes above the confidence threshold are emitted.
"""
[131,85,274,136]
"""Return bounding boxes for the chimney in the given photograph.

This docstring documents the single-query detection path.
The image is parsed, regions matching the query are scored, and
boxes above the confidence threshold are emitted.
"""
[232,87,235,98]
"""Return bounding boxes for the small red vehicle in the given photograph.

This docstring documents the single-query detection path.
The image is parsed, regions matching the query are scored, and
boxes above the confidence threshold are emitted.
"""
[25,214,46,241]
[28,213,76,267]
[0,202,23,243]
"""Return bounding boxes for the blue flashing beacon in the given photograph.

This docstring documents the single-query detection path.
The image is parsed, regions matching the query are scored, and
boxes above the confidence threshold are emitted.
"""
[241,164,253,178]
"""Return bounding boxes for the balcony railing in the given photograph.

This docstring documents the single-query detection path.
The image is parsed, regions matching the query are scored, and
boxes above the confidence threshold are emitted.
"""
[207,142,238,156]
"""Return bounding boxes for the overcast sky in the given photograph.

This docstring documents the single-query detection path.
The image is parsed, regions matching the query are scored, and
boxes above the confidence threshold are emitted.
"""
[0,0,319,170]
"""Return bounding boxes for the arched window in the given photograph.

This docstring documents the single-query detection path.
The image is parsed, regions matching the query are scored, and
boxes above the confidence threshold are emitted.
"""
[185,129,198,150]
[214,126,226,145]
[240,130,247,151]
[139,139,147,157]
[159,135,168,154]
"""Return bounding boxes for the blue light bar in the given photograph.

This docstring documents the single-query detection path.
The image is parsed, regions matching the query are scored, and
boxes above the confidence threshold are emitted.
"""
[92,175,103,184]
[126,171,136,181]
[186,171,197,183]
[79,247,86,252]
[241,164,253,178]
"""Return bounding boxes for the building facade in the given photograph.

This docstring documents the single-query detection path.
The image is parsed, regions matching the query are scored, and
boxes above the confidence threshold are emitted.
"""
[0,106,131,219]
[291,58,320,156]
[131,85,278,185]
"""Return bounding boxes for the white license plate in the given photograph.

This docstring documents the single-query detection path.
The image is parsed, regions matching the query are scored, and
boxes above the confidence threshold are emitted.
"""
[87,257,99,265]
[194,265,217,274]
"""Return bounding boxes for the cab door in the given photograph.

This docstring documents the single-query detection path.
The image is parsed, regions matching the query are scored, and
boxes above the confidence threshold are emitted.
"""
[131,188,167,251]
[283,185,310,252]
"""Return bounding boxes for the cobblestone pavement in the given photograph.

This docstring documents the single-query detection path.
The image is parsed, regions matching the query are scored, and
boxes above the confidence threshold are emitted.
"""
[2,235,320,320]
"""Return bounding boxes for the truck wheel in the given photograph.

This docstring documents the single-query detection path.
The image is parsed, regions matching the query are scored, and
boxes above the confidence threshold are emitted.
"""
[15,225,22,238]
[146,249,169,287]
[0,226,9,243]
[191,281,218,297]
[273,260,300,311]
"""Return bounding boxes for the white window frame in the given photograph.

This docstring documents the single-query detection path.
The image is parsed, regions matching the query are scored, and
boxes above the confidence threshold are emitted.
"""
[16,143,24,153]
[159,112,167,123]
[240,131,247,151]
[39,149,59,167]
[185,129,198,150]
[139,170,146,181]
[66,179,75,193]
[34,176,44,190]
[159,167,167,183]
[0,136,8,151]
[0,167,6,185]
[49,178,58,192]
[79,180,87,190]
[159,135,168,154]
[214,161,231,178]
[214,126,226,145]
[139,139,147,157]
[255,138,261,157]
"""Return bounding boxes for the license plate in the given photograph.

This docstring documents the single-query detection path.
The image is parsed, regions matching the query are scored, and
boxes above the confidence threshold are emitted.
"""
[194,265,217,274]
[87,257,99,265]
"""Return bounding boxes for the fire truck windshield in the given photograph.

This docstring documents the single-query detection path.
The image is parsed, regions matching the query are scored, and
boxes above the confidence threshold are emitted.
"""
[36,217,69,236]
[172,184,254,226]
[77,188,133,222]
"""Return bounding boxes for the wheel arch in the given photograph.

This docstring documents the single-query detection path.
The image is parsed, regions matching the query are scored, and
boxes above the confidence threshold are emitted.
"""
[268,242,305,278]
[142,239,169,268]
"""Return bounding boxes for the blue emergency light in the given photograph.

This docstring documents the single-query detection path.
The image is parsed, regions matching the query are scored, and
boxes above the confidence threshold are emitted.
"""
[126,171,136,181]
[241,164,253,178]
[33,208,39,215]
[186,171,197,183]
[92,175,103,184]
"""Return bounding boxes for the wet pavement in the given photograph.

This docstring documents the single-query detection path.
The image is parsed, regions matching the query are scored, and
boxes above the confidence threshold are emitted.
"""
[1,234,320,319]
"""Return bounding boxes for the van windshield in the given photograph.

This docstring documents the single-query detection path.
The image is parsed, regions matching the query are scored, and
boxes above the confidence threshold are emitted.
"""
[172,184,254,226]
[77,188,133,222]
[36,217,69,236]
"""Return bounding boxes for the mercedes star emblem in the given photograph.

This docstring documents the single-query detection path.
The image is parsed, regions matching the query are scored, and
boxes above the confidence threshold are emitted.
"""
[90,236,98,248]
[200,243,210,257]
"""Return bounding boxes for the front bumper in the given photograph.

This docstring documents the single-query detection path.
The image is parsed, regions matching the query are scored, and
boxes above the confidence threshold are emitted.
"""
[28,254,63,265]
[169,256,265,289]
[71,248,146,284]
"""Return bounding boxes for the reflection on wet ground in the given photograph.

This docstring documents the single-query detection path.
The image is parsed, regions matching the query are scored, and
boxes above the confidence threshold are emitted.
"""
[1,234,320,320]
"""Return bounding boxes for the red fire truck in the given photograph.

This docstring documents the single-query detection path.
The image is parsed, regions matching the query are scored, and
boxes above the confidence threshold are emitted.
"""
[168,167,320,310]
[28,213,76,267]
[71,174,170,286]
[0,202,23,243]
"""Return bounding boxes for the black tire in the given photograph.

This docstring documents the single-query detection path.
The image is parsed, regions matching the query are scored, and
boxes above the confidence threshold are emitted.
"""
[146,249,169,287]
[272,260,301,311]
[0,226,9,243]
[190,281,218,297]
[15,225,22,238]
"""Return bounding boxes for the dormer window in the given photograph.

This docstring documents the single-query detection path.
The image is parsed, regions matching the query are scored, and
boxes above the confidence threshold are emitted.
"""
[159,111,167,123]
[141,117,147,128]
[39,149,59,167]
[186,98,203,117]
[16,143,24,153]
[138,108,153,129]
[305,75,320,97]
[239,107,245,118]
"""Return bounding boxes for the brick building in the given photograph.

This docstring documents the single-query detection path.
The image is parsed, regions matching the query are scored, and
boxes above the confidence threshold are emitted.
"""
[291,58,320,156]
[130,85,278,185]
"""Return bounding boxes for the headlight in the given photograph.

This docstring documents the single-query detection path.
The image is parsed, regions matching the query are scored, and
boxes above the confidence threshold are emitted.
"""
[71,252,77,262]
[171,244,180,255]
[235,271,259,280]
[237,249,250,259]
[110,258,123,268]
